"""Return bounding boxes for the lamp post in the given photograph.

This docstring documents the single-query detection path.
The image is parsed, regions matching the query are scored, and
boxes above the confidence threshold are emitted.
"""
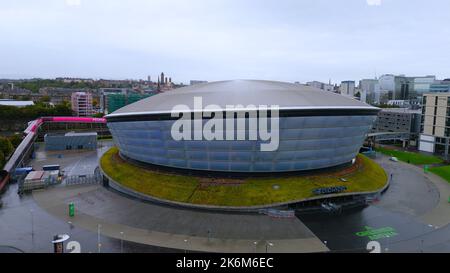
[184,239,189,254]
[265,242,273,253]
[120,231,124,253]
[30,209,34,252]
[97,224,102,253]
[67,221,73,236]
[385,235,390,253]
[253,241,258,253]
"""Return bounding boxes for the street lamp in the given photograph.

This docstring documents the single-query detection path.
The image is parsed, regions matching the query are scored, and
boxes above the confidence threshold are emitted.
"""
[97,224,102,253]
[120,231,124,253]
[184,239,189,254]
[265,242,273,253]
[253,241,258,253]
[30,209,34,252]
[385,235,390,253]
[67,221,73,236]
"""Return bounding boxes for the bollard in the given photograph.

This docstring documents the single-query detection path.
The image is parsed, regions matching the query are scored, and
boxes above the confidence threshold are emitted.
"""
[69,203,75,217]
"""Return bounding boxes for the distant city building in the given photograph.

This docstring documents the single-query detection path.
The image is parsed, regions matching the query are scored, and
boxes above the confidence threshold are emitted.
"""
[377,74,395,103]
[394,76,415,100]
[306,81,334,92]
[429,80,450,93]
[0,100,34,107]
[371,108,421,145]
[99,88,130,113]
[359,79,380,104]
[56,77,94,84]
[419,93,450,158]
[40,87,88,104]
[378,74,435,100]
[105,93,155,114]
[71,92,94,117]
[190,80,208,86]
[414,76,436,95]
[339,81,355,97]
[387,100,410,108]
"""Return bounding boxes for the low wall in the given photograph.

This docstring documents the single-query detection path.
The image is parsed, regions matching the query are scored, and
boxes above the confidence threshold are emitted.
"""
[100,164,390,213]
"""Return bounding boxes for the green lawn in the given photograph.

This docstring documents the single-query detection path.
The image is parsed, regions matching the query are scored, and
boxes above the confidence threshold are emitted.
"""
[375,147,443,165]
[101,147,388,207]
[429,165,450,184]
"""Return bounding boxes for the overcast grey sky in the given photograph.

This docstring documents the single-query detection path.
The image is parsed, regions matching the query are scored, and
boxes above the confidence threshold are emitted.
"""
[0,0,449,84]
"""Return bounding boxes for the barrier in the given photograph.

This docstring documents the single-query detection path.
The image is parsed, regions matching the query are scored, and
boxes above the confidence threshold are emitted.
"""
[259,209,296,218]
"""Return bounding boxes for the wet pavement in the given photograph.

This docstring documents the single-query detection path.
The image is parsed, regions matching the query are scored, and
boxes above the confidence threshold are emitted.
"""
[0,181,178,253]
[0,142,449,253]
[298,155,450,253]
[0,142,176,253]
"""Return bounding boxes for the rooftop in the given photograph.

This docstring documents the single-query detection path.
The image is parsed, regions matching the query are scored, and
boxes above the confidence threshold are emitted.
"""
[380,108,421,114]
[0,100,34,107]
[107,80,377,117]
[45,132,98,137]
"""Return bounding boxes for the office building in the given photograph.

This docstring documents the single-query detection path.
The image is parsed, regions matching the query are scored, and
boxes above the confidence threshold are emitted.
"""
[340,81,356,97]
[419,93,450,158]
[71,92,94,117]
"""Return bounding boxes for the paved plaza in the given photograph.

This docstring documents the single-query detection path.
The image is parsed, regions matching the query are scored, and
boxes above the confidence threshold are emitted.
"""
[1,142,450,252]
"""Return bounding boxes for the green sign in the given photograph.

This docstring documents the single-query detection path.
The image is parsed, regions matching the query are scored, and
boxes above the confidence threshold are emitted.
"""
[355,226,398,240]
[69,203,75,217]
[424,165,429,173]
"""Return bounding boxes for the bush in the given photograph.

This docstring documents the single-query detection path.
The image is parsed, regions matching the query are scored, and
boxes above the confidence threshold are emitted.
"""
[0,137,13,158]
[8,134,23,148]
[0,103,73,120]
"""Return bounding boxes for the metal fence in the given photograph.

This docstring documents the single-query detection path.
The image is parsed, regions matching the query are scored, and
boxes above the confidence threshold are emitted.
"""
[258,209,296,218]
[64,167,101,186]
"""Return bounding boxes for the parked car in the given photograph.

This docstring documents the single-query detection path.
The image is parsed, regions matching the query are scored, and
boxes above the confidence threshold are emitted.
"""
[390,157,399,162]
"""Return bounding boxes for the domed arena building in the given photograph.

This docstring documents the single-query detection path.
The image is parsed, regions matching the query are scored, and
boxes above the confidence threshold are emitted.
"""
[106,80,379,173]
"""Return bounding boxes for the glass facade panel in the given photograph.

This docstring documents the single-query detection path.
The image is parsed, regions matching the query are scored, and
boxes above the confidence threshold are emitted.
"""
[108,115,377,172]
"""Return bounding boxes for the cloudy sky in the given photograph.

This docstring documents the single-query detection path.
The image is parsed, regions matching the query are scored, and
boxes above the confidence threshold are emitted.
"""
[0,0,449,84]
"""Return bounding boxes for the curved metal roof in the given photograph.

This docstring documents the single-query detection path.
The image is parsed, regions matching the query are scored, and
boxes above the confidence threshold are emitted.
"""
[107,80,378,117]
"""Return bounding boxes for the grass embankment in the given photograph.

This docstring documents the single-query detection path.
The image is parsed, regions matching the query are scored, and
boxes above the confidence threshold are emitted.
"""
[100,147,388,207]
[375,147,443,165]
[429,166,450,185]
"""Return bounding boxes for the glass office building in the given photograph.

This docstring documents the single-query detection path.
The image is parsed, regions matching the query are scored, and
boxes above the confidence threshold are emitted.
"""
[106,80,379,173]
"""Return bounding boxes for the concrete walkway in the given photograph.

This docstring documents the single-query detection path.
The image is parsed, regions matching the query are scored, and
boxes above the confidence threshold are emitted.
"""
[419,170,450,227]
[377,155,450,227]
[33,185,328,253]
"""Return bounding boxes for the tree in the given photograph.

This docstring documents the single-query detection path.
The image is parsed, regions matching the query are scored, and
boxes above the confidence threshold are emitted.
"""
[40,95,51,103]
[8,134,23,148]
[92,112,105,118]
[0,150,4,169]
[0,137,13,158]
